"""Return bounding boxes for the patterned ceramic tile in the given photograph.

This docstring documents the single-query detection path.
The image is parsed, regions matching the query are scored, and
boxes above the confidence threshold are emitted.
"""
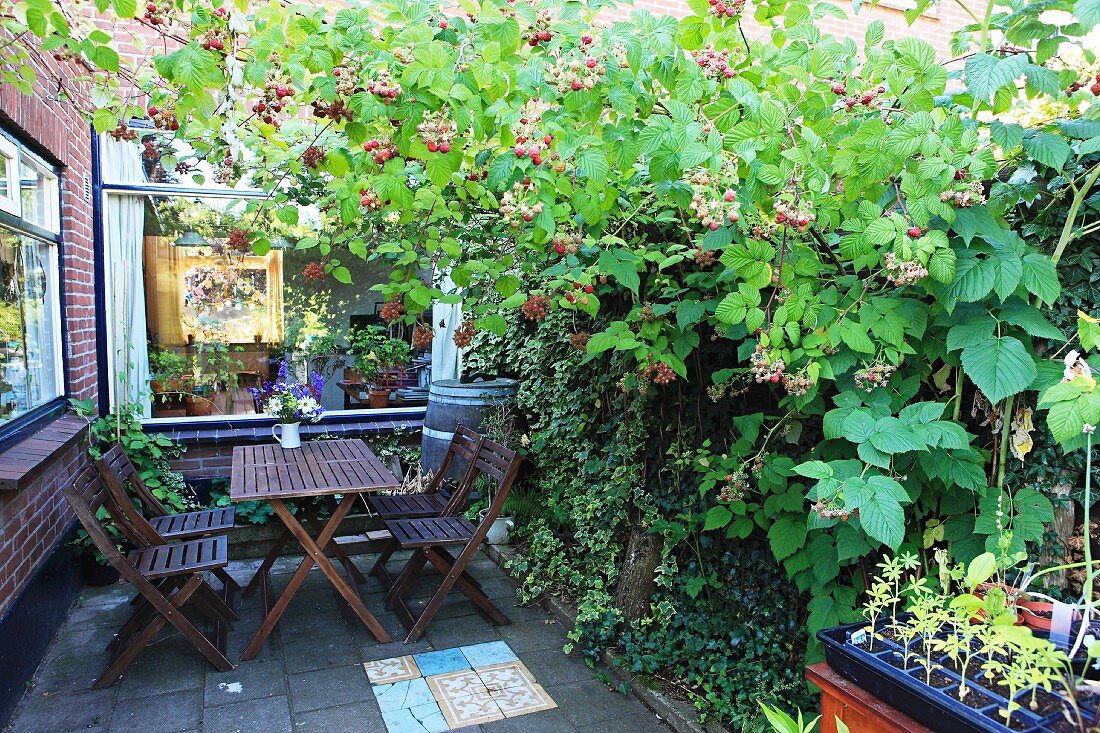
[426,669,489,701]
[364,655,421,684]
[434,687,505,728]
[413,648,471,677]
[460,640,519,668]
[492,682,557,718]
[381,701,450,733]
[475,661,537,694]
[368,641,556,733]
[373,677,436,712]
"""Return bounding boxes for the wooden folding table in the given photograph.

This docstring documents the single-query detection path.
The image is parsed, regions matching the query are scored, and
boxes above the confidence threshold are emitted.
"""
[230,439,400,660]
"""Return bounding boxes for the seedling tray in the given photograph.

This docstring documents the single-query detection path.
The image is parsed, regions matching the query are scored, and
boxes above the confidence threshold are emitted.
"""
[818,622,1095,732]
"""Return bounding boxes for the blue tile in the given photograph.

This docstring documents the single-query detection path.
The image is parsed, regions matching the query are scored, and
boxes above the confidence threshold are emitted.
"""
[381,700,449,733]
[413,648,470,677]
[381,707,429,733]
[373,677,436,712]
[461,641,519,668]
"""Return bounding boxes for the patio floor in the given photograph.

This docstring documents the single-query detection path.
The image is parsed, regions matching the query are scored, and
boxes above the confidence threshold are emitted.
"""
[4,550,672,733]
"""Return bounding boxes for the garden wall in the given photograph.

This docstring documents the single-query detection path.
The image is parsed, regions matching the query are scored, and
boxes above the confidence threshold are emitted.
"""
[0,36,100,727]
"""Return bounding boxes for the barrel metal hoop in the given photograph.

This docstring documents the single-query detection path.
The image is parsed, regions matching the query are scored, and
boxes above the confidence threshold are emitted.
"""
[422,426,457,441]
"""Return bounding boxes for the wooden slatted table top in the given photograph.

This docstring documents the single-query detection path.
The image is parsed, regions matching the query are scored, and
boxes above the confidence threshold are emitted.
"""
[230,439,399,501]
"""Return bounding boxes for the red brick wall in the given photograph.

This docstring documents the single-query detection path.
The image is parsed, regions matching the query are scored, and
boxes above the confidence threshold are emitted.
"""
[0,38,98,617]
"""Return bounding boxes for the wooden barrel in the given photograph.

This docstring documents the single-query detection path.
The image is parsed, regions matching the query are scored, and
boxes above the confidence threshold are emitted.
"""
[421,377,518,480]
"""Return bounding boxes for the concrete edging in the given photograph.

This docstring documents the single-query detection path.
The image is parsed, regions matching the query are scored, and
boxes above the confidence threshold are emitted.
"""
[482,543,717,733]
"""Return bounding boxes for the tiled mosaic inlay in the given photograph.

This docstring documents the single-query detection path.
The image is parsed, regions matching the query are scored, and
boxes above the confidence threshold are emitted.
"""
[364,640,558,732]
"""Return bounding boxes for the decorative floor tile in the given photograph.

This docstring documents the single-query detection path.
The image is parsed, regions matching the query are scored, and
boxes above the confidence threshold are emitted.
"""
[367,640,557,732]
[426,669,489,700]
[435,687,505,728]
[460,640,519,668]
[364,655,421,684]
[412,648,471,677]
[493,682,557,718]
[374,677,436,712]
[476,661,537,694]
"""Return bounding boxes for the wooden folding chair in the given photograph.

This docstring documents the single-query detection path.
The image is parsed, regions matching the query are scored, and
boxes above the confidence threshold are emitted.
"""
[381,438,523,642]
[365,424,484,520]
[96,443,240,593]
[62,465,236,688]
[366,425,484,585]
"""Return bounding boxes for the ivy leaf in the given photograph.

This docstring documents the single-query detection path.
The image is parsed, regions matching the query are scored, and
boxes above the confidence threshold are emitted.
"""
[961,336,1036,403]
[768,516,807,560]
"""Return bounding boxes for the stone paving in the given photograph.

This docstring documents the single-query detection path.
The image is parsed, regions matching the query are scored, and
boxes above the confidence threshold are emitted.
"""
[4,550,672,733]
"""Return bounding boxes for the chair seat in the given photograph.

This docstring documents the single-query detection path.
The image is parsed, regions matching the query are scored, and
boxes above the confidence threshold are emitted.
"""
[148,507,235,540]
[385,517,477,549]
[367,493,449,519]
[128,535,229,579]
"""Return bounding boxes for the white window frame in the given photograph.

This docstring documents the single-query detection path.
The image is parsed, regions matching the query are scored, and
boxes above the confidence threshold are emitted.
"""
[0,136,21,217]
[20,152,60,234]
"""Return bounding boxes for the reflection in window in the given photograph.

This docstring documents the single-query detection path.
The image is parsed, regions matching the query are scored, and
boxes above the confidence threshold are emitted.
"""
[0,233,61,422]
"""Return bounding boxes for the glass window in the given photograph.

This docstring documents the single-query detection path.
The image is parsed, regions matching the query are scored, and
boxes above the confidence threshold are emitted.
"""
[0,136,19,217]
[19,155,59,233]
[0,232,62,423]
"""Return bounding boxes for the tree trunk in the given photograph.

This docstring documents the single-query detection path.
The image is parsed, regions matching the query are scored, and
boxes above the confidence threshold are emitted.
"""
[613,526,662,622]
[1038,473,1079,589]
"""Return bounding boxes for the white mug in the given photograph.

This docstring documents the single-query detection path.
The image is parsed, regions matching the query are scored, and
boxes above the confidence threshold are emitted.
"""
[272,422,302,449]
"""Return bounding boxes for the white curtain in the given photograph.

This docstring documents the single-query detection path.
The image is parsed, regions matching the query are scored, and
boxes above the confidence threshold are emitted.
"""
[431,272,461,382]
[101,136,150,416]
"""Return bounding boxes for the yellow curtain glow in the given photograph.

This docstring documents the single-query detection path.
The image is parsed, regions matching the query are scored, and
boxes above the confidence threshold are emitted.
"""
[143,235,185,344]
[263,249,284,343]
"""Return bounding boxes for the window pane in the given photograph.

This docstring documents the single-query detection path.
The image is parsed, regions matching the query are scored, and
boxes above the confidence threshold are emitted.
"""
[19,156,57,232]
[0,232,60,422]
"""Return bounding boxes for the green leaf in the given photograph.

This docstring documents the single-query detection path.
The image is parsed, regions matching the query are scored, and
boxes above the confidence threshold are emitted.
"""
[703,505,733,531]
[846,477,906,548]
[1021,253,1060,305]
[477,313,508,336]
[1024,132,1071,170]
[966,552,997,589]
[868,417,925,453]
[794,460,833,480]
[961,336,1036,403]
[112,0,137,18]
[865,20,885,46]
[1075,0,1100,31]
[946,318,996,351]
[331,266,352,284]
[768,516,807,560]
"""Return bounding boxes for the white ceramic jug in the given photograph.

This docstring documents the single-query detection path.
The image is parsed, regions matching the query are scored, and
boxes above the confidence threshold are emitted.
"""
[272,422,302,449]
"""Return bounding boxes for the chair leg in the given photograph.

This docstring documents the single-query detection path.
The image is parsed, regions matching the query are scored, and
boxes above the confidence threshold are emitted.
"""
[212,566,242,595]
[243,525,293,599]
[424,548,509,626]
[405,544,484,643]
[97,575,232,688]
[384,549,427,604]
[195,579,239,622]
[369,538,398,589]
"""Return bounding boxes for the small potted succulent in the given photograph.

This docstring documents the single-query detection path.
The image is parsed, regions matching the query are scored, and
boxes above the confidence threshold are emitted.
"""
[250,361,325,448]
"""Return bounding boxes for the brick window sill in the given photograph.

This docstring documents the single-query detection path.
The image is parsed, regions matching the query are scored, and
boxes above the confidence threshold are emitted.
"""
[0,414,86,491]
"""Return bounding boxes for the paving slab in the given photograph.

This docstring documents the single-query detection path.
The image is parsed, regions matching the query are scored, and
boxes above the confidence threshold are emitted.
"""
[202,694,293,733]
[109,688,204,733]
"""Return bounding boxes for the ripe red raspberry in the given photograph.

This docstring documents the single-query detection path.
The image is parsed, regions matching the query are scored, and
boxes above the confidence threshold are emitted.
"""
[1091,82,1100,96]
[303,261,325,281]
[908,226,922,238]
[438,18,448,29]
[584,284,594,293]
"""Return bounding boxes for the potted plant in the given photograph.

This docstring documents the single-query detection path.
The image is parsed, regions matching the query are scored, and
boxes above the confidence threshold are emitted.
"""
[250,360,325,448]
[351,326,411,408]
[344,325,381,384]
[149,348,190,395]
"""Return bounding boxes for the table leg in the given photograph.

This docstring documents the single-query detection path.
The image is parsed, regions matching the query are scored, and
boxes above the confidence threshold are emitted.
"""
[243,524,294,599]
[240,496,391,660]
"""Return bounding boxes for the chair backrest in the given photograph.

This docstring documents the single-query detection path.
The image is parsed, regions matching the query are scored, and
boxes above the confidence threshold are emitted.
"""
[443,436,523,519]
[61,465,145,580]
[428,424,483,495]
[97,443,170,516]
[95,454,167,549]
